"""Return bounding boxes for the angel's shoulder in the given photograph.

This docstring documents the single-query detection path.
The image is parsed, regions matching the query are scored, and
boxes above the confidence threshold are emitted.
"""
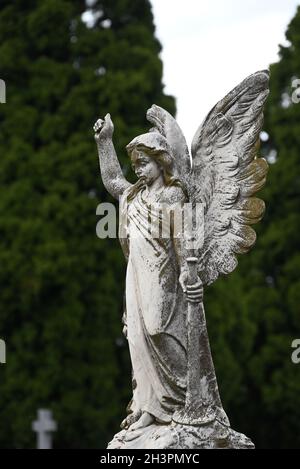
[161,184,187,205]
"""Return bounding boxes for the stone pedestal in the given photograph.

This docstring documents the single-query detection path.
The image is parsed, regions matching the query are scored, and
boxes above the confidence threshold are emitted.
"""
[108,421,254,450]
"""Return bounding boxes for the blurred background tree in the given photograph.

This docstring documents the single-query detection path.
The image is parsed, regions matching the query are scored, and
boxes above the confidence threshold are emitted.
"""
[205,6,300,449]
[0,0,174,448]
[0,0,299,450]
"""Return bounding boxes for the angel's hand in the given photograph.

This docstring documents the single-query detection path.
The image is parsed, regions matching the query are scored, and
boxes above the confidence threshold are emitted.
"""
[179,270,203,303]
[94,113,114,142]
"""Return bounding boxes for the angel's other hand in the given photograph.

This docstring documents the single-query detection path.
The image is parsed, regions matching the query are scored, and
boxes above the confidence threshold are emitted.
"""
[179,270,203,303]
[94,113,114,141]
[186,280,203,303]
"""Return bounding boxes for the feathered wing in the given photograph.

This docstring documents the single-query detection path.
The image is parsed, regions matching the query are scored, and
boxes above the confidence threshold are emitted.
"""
[190,70,270,286]
[146,104,191,186]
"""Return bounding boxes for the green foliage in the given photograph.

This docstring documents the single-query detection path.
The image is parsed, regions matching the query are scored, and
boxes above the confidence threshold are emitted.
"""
[1,0,299,450]
[205,6,300,448]
[0,0,175,448]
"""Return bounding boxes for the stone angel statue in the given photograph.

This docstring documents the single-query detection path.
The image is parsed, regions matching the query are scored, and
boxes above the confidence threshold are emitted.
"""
[94,70,269,449]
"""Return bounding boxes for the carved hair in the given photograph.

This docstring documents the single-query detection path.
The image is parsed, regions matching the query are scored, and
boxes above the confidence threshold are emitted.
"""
[126,142,183,201]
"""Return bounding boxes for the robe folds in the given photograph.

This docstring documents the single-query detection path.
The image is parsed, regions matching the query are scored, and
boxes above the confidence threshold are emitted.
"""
[119,185,188,422]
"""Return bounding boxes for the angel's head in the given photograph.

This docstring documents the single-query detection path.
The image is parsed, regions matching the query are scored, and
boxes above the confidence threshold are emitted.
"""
[130,149,162,186]
[126,132,178,187]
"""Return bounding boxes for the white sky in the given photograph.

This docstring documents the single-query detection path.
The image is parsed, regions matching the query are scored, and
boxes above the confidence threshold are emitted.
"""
[150,0,299,147]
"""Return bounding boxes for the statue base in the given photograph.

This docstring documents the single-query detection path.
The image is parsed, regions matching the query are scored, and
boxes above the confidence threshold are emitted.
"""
[107,420,254,449]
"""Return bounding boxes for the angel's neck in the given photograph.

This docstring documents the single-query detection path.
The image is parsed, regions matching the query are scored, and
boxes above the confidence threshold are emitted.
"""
[147,174,165,194]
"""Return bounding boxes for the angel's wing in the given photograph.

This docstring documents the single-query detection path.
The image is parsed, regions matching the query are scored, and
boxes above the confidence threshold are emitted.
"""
[146,104,191,186]
[190,70,270,286]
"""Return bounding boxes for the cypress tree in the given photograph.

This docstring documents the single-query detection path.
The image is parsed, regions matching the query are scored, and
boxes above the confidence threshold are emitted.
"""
[0,0,174,448]
[205,6,300,449]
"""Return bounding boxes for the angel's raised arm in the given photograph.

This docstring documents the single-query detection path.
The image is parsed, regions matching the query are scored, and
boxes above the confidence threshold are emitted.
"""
[94,114,132,200]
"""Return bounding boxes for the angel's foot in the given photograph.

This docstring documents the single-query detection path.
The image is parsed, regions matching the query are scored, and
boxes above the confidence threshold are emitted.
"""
[124,412,155,441]
[120,409,142,430]
[130,411,154,431]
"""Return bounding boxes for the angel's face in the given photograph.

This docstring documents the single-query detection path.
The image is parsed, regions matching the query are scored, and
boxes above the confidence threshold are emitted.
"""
[131,150,162,185]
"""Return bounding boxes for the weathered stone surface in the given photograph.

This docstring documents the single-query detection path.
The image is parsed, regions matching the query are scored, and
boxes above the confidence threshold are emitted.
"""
[108,421,254,450]
[94,70,269,450]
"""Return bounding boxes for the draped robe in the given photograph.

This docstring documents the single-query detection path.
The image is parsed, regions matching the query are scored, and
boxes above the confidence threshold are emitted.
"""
[119,185,188,422]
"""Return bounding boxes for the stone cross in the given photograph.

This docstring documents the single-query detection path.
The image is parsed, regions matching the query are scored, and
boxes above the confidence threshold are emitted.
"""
[32,409,57,449]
